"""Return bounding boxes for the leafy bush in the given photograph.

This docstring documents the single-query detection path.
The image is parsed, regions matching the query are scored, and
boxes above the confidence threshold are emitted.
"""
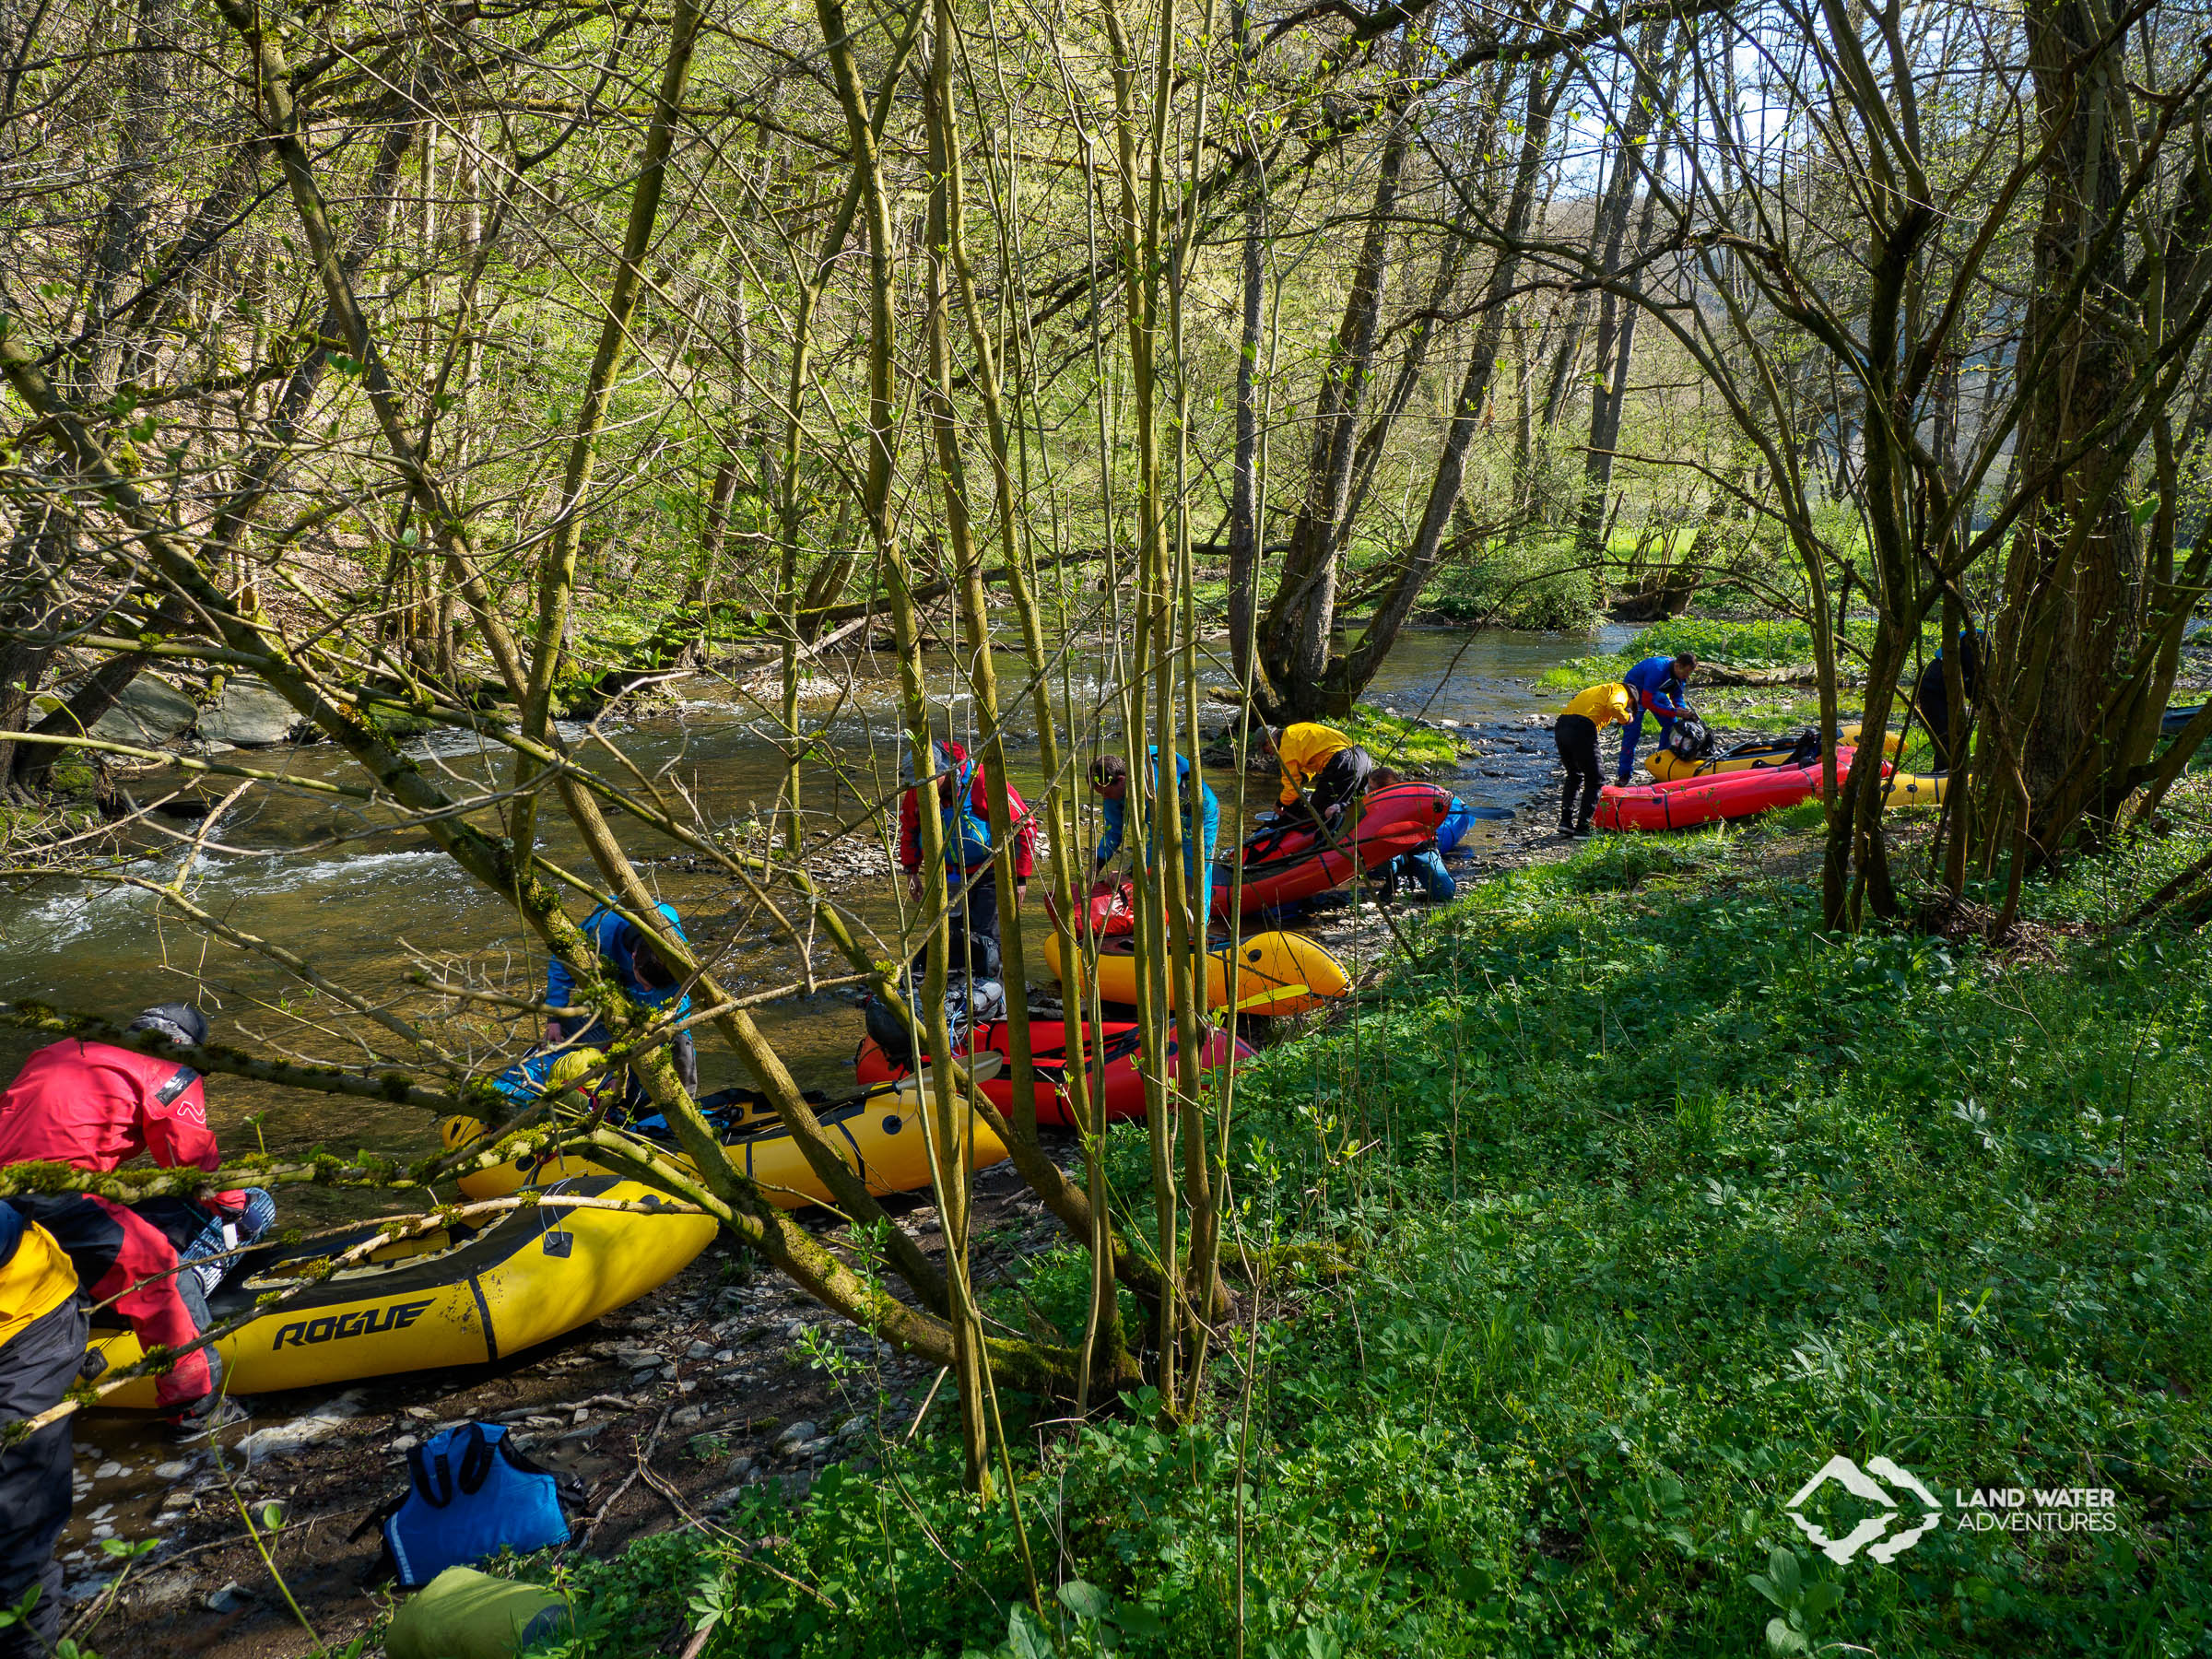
[1429,535,1602,630]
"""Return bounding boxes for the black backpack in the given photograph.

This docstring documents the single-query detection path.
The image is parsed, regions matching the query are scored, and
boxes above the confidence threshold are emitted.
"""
[1662,716,1714,760]
[864,924,1005,1065]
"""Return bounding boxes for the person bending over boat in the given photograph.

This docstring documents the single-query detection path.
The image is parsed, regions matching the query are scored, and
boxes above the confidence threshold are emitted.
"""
[0,1005,273,1433]
[0,1205,83,1657]
[898,738,1036,947]
[1091,748,1220,925]
[1616,652,1698,784]
[1262,722,1373,830]
[545,900,698,1099]
[1559,681,1635,837]
[1368,767,1457,900]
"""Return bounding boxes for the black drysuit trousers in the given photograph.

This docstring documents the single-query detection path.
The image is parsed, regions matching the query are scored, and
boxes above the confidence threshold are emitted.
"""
[1555,714,1603,827]
[0,1294,88,1657]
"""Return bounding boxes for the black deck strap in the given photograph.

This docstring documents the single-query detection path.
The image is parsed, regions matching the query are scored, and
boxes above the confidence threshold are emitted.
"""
[152,1064,201,1106]
[410,1441,453,1508]
[457,1424,497,1495]
[468,1274,500,1361]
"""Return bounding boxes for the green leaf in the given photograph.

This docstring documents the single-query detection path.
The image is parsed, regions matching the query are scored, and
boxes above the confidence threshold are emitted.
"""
[1059,1580,1112,1622]
[1006,1604,1053,1659]
[1113,1602,1167,1638]
[1766,1617,1810,1655]
[259,1501,285,1531]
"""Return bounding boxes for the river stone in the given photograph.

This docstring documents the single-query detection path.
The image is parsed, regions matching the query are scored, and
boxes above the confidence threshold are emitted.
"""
[82,676,198,747]
[127,1569,198,1611]
[196,677,300,747]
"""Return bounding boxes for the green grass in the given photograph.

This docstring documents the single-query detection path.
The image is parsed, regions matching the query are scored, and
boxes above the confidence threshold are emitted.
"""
[1341,703,1464,771]
[532,806,2212,1659]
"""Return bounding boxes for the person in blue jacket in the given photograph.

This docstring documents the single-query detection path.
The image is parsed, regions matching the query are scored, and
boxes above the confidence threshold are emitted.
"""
[543,899,697,1097]
[1091,748,1220,928]
[1617,651,1699,782]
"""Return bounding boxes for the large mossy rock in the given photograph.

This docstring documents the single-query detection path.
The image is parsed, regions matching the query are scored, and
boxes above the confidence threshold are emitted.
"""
[88,675,198,747]
[196,677,301,747]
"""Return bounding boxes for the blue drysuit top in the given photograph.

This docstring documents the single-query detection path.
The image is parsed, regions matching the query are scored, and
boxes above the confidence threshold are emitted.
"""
[1096,748,1220,871]
[544,900,692,1027]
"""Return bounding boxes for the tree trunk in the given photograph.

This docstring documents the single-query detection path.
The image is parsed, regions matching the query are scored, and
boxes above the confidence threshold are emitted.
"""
[1254,76,1411,714]
[83,0,180,397]
[1980,0,2145,867]
[1571,33,1673,555]
[1330,59,1559,703]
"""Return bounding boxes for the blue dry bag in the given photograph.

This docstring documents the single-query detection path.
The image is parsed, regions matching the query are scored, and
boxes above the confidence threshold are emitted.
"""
[374,1421,581,1586]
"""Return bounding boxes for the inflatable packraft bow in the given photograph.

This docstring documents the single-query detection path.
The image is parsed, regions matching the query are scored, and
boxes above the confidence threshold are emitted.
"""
[87,1176,712,1406]
[855,1014,1250,1126]
[1598,745,1887,831]
[1042,926,1348,1017]
[441,1071,1008,1207]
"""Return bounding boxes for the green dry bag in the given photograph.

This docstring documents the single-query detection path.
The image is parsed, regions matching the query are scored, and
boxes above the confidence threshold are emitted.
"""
[384,1566,574,1659]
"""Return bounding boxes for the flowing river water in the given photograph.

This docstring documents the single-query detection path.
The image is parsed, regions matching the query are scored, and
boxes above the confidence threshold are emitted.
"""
[0,622,1623,1570]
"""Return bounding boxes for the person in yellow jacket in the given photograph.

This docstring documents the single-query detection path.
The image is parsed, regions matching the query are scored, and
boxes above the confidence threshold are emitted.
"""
[1262,723,1374,827]
[0,1205,86,1658]
[1557,683,1635,837]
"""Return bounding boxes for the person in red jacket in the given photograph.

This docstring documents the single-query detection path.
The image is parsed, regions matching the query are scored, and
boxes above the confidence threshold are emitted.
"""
[0,1005,271,1430]
[896,739,1036,946]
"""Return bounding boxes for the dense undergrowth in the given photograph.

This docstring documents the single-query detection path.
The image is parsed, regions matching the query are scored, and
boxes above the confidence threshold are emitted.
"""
[527,808,2212,1658]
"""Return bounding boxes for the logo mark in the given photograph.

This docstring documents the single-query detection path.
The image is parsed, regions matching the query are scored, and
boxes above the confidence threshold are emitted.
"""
[1785,1455,1944,1565]
[271,1299,432,1350]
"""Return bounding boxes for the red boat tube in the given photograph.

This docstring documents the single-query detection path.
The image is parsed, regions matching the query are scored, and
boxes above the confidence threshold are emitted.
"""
[1596,747,1884,831]
[853,1016,1249,1127]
